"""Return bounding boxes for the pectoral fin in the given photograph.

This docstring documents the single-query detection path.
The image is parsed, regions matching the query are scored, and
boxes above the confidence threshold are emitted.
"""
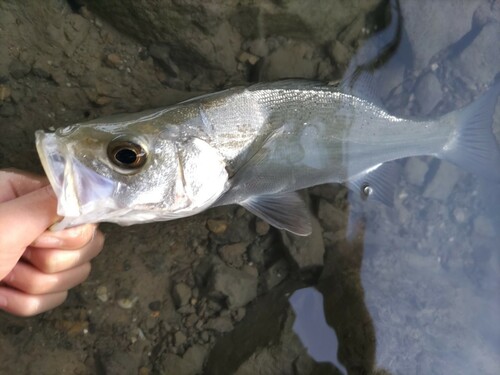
[347,161,401,206]
[240,192,312,236]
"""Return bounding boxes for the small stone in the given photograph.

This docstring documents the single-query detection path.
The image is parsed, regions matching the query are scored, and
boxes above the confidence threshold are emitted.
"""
[94,96,112,106]
[263,259,289,290]
[117,297,138,309]
[9,61,31,79]
[232,307,246,322]
[105,53,122,68]
[207,219,228,234]
[423,162,461,201]
[174,331,187,347]
[0,85,11,101]
[237,51,259,65]
[208,263,258,308]
[200,331,210,343]
[329,40,351,67]
[414,72,443,114]
[405,157,429,186]
[205,316,234,333]
[241,264,258,278]
[95,285,109,303]
[172,282,192,308]
[184,313,198,328]
[148,300,162,311]
[218,242,247,268]
[0,102,16,117]
[255,220,270,236]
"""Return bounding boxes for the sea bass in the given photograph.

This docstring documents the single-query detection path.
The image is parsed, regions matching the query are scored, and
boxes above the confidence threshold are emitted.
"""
[35,79,500,235]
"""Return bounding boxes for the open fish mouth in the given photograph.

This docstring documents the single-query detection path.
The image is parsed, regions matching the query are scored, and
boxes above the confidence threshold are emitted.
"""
[35,130,118,229]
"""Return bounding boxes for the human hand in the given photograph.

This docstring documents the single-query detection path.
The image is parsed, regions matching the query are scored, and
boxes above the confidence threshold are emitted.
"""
[0,169,104,316]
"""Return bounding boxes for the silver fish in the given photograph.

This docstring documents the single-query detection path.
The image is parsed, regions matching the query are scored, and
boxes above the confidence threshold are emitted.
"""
[35,79,500,235]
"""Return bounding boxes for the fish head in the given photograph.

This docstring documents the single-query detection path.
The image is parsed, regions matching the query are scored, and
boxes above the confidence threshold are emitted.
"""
[35,117,228,228]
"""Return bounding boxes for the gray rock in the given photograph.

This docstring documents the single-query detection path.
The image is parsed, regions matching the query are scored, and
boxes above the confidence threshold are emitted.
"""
[317,199,348,232]
[452,21,500,88]
[281,216,325,272]
[172,282,192,308]
[405,157,430,186]
[159,344,208,375]
[208,263,258,309]
[263,259,289,290]
[423,161,462,201]
[205,316,234,333]
[218,242,248,268]
[400,0,480,72]
[174,331,187,347]
[414,72,443,114]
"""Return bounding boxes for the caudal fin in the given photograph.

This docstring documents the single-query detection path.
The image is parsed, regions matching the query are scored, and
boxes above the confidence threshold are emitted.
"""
[439,80,500,182]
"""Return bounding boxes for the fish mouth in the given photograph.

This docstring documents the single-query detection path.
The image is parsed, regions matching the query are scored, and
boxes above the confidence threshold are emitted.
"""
[35,130,118,229]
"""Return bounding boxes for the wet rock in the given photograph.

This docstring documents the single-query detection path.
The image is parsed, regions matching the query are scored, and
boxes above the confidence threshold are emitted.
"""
[263,259,289,290]
[452,21,500,88]
[0,102,16,117]
[281,216,325,273]
[405,157,430,187]
[400,0,480,71]
[414,72,443,114]
[317,199,348,232]
[255,219,270,236]
[237,51,259,66]
[208,263,258,309]
[174,331,187,347]
[95,285,109,303]
[0,85,11,101]
[149,44,180,77]
[423,161,461,201]
[9,60,31,79]
[159,344,208,375]
[172,282,192,308]
[218,242,247,268]
[205,316,234,333]
[259,41,319,80]
[148,300,161,312]
[117,296,138,309]
[329,40,351,68]
[104,53,122,68]
[206,219,228,235]
[473,215,494,237]
[232,307,246,322]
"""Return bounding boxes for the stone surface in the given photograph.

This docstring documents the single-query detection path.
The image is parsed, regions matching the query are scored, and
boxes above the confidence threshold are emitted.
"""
[404,157,430,187]
[414,72,443,114]
[423,162,462,201]
[217,242,248,268]
[208,263,258,309]
[172,283,192,308]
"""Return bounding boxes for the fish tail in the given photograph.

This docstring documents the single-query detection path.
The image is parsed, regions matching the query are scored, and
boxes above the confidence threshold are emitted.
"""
[438,79,500,182]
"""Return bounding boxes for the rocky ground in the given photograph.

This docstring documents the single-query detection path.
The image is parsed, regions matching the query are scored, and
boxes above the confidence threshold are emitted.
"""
[0,0,499,374]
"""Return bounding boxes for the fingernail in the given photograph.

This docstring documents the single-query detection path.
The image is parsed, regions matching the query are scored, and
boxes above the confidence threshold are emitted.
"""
[32,235,63,248]
[0,294,7,308]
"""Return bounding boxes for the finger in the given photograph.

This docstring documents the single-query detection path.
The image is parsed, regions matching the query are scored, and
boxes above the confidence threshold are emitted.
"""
[31,224,99,250]
[0,185,60,280]
[0,286,67,317]
[1,262,91,295]
[24,231,104,274]
[0,169,48,202]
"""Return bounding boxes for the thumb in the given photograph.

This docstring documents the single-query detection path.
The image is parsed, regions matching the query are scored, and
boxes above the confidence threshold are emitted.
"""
[0,185,58,280]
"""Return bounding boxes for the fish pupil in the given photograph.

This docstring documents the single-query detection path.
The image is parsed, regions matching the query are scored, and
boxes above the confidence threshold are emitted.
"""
[115,148,138,165]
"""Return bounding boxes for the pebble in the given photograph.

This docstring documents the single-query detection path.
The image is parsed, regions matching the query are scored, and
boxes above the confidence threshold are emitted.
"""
[117,297,138,309]
[237,51,259,65]
[174,331,187,347]
[148,300,162,311]
[423,162,461,201]
[206,219,228,234]
[263,259,289,290]
[414,72,443,114]
[208,263,258,308]
[255,220,270,236]
[0,85,11,101]
[404,157,429,186]
[172,282,192,308]
[232,307,246,322]
[105,53,122,68]
[95,285,109,303]
[204,316,234,333]
[217,242,247,268]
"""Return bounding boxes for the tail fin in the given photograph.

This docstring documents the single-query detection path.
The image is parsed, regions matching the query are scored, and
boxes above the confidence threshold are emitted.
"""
[439,80,500,182]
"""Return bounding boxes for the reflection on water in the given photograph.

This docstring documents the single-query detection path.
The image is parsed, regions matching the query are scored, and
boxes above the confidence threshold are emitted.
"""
[286,0,500,374]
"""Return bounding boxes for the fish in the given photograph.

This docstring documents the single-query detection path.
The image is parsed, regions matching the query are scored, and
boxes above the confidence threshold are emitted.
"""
[35,78,500,235]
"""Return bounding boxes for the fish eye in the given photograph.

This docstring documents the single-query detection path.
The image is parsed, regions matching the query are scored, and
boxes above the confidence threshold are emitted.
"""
[361,183,373,200]
[107,140,147,169]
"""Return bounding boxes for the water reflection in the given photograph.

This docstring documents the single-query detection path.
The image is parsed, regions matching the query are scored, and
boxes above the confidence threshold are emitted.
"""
[287,0,500,373]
